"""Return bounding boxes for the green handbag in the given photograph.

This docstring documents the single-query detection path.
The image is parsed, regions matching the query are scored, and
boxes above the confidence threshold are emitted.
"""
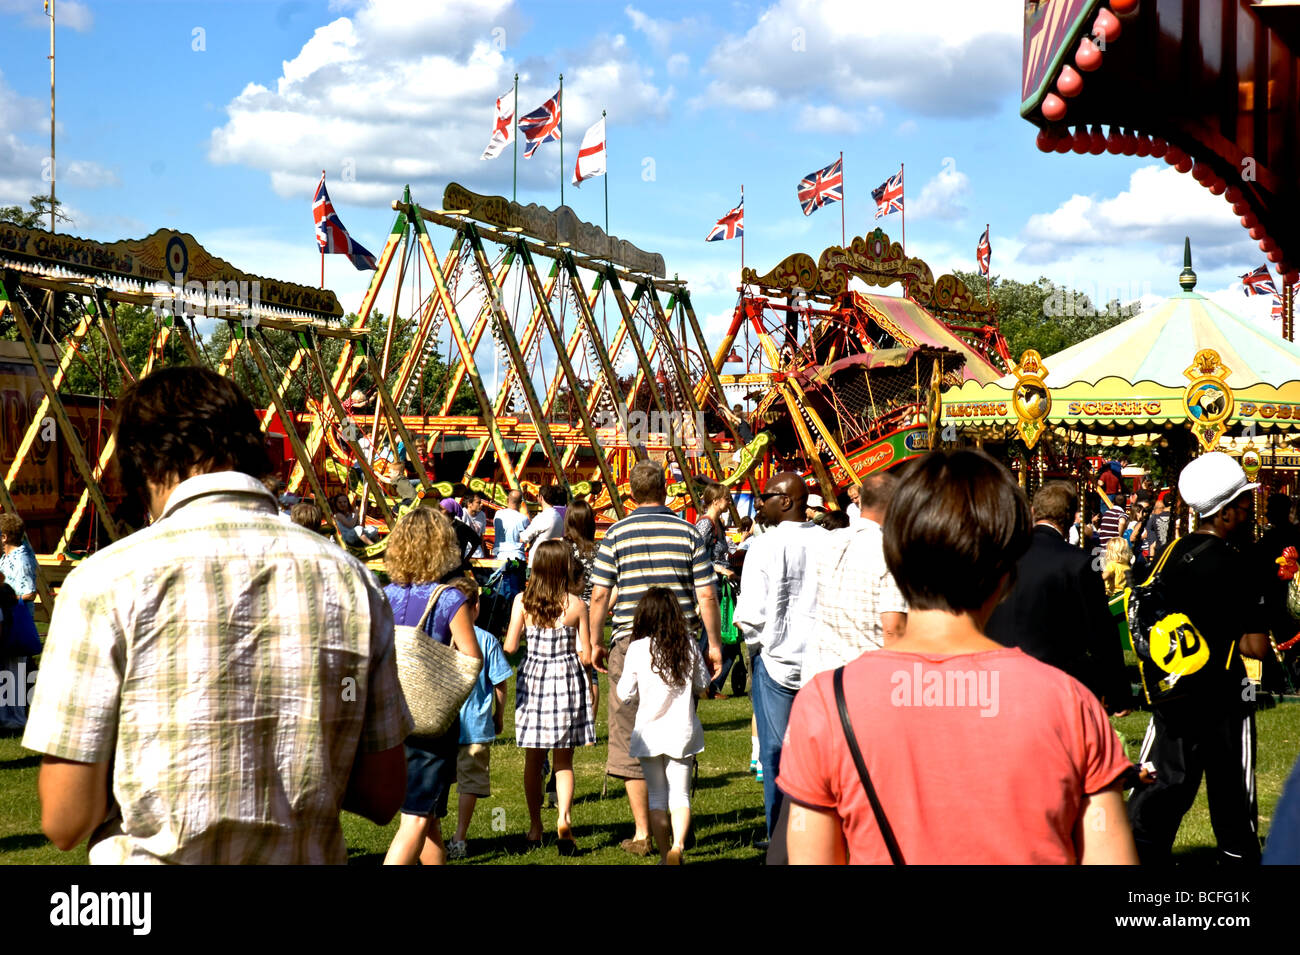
[719,577,739,645]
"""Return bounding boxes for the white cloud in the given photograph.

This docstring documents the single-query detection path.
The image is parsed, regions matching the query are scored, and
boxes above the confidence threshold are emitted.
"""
[0,71,117,206]
[1019,164,1248,264]
[0,0,92,31]
[909,162,970,221]
[208,0,673,206]
[666,53,690,78]
[693,0,1019,117]
[896,119,918,136]
[625,6,702,54]
[795,103,881,134]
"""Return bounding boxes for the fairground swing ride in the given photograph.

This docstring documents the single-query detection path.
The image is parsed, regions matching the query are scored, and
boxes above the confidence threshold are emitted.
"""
[0,180,1015,619]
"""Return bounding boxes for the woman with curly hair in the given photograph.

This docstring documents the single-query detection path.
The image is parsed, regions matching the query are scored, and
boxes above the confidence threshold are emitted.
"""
[503,538,593,853]
[382,506,483,867]
[616,587,711,864]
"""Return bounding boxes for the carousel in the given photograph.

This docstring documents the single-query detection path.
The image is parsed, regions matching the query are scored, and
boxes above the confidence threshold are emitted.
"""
[943,241,1300,514]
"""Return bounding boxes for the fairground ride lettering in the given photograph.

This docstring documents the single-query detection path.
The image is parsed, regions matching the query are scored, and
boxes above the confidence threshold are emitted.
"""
[1239,402,1298,420]
[1067,400,1162,416]
[944,402,1007,417]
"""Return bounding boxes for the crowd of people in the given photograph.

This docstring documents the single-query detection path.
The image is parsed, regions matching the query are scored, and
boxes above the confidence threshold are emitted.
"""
[8,365,1300,865]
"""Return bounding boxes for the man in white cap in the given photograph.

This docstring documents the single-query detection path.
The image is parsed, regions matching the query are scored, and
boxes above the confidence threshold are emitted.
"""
[1127,451,1271,865]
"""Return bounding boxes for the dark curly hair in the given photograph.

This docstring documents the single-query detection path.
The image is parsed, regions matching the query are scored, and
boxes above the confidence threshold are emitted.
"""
[114,366,272,509]
[631,587,694,689]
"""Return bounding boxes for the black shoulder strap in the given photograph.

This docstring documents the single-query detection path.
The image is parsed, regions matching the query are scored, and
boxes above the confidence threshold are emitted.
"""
[833,666,905,865]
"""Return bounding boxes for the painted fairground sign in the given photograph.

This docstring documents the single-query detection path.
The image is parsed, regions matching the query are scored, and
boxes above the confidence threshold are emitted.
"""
[827,424,930,484]
[0,343,59,514]
[1021,0,1099,116]
[0,224,343,319]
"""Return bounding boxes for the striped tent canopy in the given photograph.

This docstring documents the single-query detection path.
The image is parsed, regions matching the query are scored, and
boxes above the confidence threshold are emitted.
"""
[850,290,1005,385]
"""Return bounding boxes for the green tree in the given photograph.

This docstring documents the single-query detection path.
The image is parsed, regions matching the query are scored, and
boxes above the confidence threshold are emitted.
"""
[0,194,72,230]
[953,271,1140,362]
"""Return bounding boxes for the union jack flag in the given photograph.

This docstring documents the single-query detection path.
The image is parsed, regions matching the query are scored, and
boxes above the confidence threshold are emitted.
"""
[519,89,562,160]
[872,167,904,218]
[797,158,843,216]
[1241,264,1279,297]
[1270,285,1297,320]
[313,173,377,270]
[976,226,991,276]
[706,196,743,242]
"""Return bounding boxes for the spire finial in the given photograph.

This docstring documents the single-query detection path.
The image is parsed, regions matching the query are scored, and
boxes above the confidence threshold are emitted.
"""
[1178,236,1197,291]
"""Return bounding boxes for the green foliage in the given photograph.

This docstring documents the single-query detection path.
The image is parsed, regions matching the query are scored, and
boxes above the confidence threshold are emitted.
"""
[953,270,1141,362]
[0,195,71,231]
[42,303,476,416]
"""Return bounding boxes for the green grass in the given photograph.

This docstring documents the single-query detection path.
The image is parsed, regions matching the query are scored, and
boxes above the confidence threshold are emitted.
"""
[4,690,1299,865]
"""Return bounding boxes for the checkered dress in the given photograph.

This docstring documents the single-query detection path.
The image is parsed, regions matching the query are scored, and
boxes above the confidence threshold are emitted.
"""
[515,624,594,749]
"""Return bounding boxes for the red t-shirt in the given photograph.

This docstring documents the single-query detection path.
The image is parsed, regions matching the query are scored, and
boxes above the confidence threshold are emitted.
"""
[778,647,1130,864]
[1099,471,1121,496]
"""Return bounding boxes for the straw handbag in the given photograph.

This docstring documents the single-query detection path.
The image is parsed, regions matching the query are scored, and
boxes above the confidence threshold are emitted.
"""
[394,585,483,739]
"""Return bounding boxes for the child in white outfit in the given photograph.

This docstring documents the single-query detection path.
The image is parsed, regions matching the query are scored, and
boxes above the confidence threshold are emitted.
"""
[616,587,710,864]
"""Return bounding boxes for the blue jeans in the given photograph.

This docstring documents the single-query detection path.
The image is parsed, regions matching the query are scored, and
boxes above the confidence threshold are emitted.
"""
[752,653,797,838]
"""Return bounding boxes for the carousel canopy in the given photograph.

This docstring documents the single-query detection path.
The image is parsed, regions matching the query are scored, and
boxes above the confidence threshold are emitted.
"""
[993,274,1300,391]
[943,242,1300,445]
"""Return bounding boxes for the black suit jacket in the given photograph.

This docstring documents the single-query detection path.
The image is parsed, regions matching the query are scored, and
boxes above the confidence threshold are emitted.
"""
[985,524,1129,708]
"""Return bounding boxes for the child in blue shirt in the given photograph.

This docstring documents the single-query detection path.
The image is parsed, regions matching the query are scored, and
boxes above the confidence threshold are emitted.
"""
[447,588,514,860]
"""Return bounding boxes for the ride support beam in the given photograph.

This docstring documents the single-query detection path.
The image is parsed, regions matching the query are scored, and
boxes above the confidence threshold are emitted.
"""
[516,240,624,518]
[604,271,702,514]
[463,225,569,496]
[409,203,520,490]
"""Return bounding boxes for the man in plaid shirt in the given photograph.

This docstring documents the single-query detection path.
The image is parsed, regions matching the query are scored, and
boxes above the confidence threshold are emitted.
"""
[23,367,410,863]
[802,472,909,678]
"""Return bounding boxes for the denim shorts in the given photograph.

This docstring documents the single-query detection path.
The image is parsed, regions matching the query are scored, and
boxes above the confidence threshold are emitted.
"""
[401,718,460,818]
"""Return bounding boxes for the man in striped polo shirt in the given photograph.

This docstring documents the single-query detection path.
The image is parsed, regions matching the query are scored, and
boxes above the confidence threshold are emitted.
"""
[590,459,722,857]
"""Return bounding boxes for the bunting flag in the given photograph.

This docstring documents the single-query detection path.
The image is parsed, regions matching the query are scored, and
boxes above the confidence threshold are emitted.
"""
[797,158,843,215]
[1241,264,1279,298]
[706,196,744,242]
[480,89,514,160]
[313,173,377,270]
[572,117,607,186]
[872,167,904,218]
[976,226,991,276]
[519,88,562,159]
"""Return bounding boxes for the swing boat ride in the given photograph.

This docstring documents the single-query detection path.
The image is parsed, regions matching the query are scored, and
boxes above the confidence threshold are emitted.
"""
[0,181,1016,613]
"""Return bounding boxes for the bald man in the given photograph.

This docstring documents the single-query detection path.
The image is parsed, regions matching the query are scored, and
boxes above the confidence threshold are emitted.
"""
[733,471,825,837]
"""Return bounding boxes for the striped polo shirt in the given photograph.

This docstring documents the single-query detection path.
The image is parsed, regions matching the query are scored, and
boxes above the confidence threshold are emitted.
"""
[590,504,714,643]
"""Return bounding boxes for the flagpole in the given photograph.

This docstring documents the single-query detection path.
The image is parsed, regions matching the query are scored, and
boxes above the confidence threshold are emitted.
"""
[839,151,845,248]
[602,109,608,235]
[740,183,745,283]
[512,73,518,203]
[558,73,564,209]
[320,169,326,289]
[985,223,991,306]
[900,162,906,255]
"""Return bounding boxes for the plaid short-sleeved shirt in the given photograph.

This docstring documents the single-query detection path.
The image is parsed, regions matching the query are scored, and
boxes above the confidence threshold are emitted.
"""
[589,504,713,644]
[803,518,909,679]
[22,471,412,864]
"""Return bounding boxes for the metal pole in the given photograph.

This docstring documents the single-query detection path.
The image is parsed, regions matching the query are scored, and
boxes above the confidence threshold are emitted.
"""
[603,110,609,235]
[558,74,564,209]
[48,0,55,234]
[512,73,518,204]
[839,151,845,248]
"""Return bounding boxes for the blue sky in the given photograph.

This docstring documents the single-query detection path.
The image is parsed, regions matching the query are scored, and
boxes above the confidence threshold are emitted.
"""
[0,0,1277,352]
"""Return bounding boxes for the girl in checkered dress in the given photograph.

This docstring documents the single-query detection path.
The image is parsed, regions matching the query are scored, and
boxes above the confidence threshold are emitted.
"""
[504,539,594,851]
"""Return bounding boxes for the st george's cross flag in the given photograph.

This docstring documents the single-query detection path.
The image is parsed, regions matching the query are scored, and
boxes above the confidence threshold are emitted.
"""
[313,173,377,270]
[976,226,992,276]
[572,117,607,186]
[872,167,904,218]
[1241,264,1279,297]
[706,196,744,242]
[519,88,562,159]
[480,89,514,160]
[797,158,843,215]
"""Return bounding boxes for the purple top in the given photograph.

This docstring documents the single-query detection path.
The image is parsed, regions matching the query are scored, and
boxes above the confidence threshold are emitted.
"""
[384,581,469,646]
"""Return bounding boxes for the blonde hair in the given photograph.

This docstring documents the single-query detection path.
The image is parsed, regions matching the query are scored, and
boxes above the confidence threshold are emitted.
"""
[384,505,462,585]
[1101,537,1133,596]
